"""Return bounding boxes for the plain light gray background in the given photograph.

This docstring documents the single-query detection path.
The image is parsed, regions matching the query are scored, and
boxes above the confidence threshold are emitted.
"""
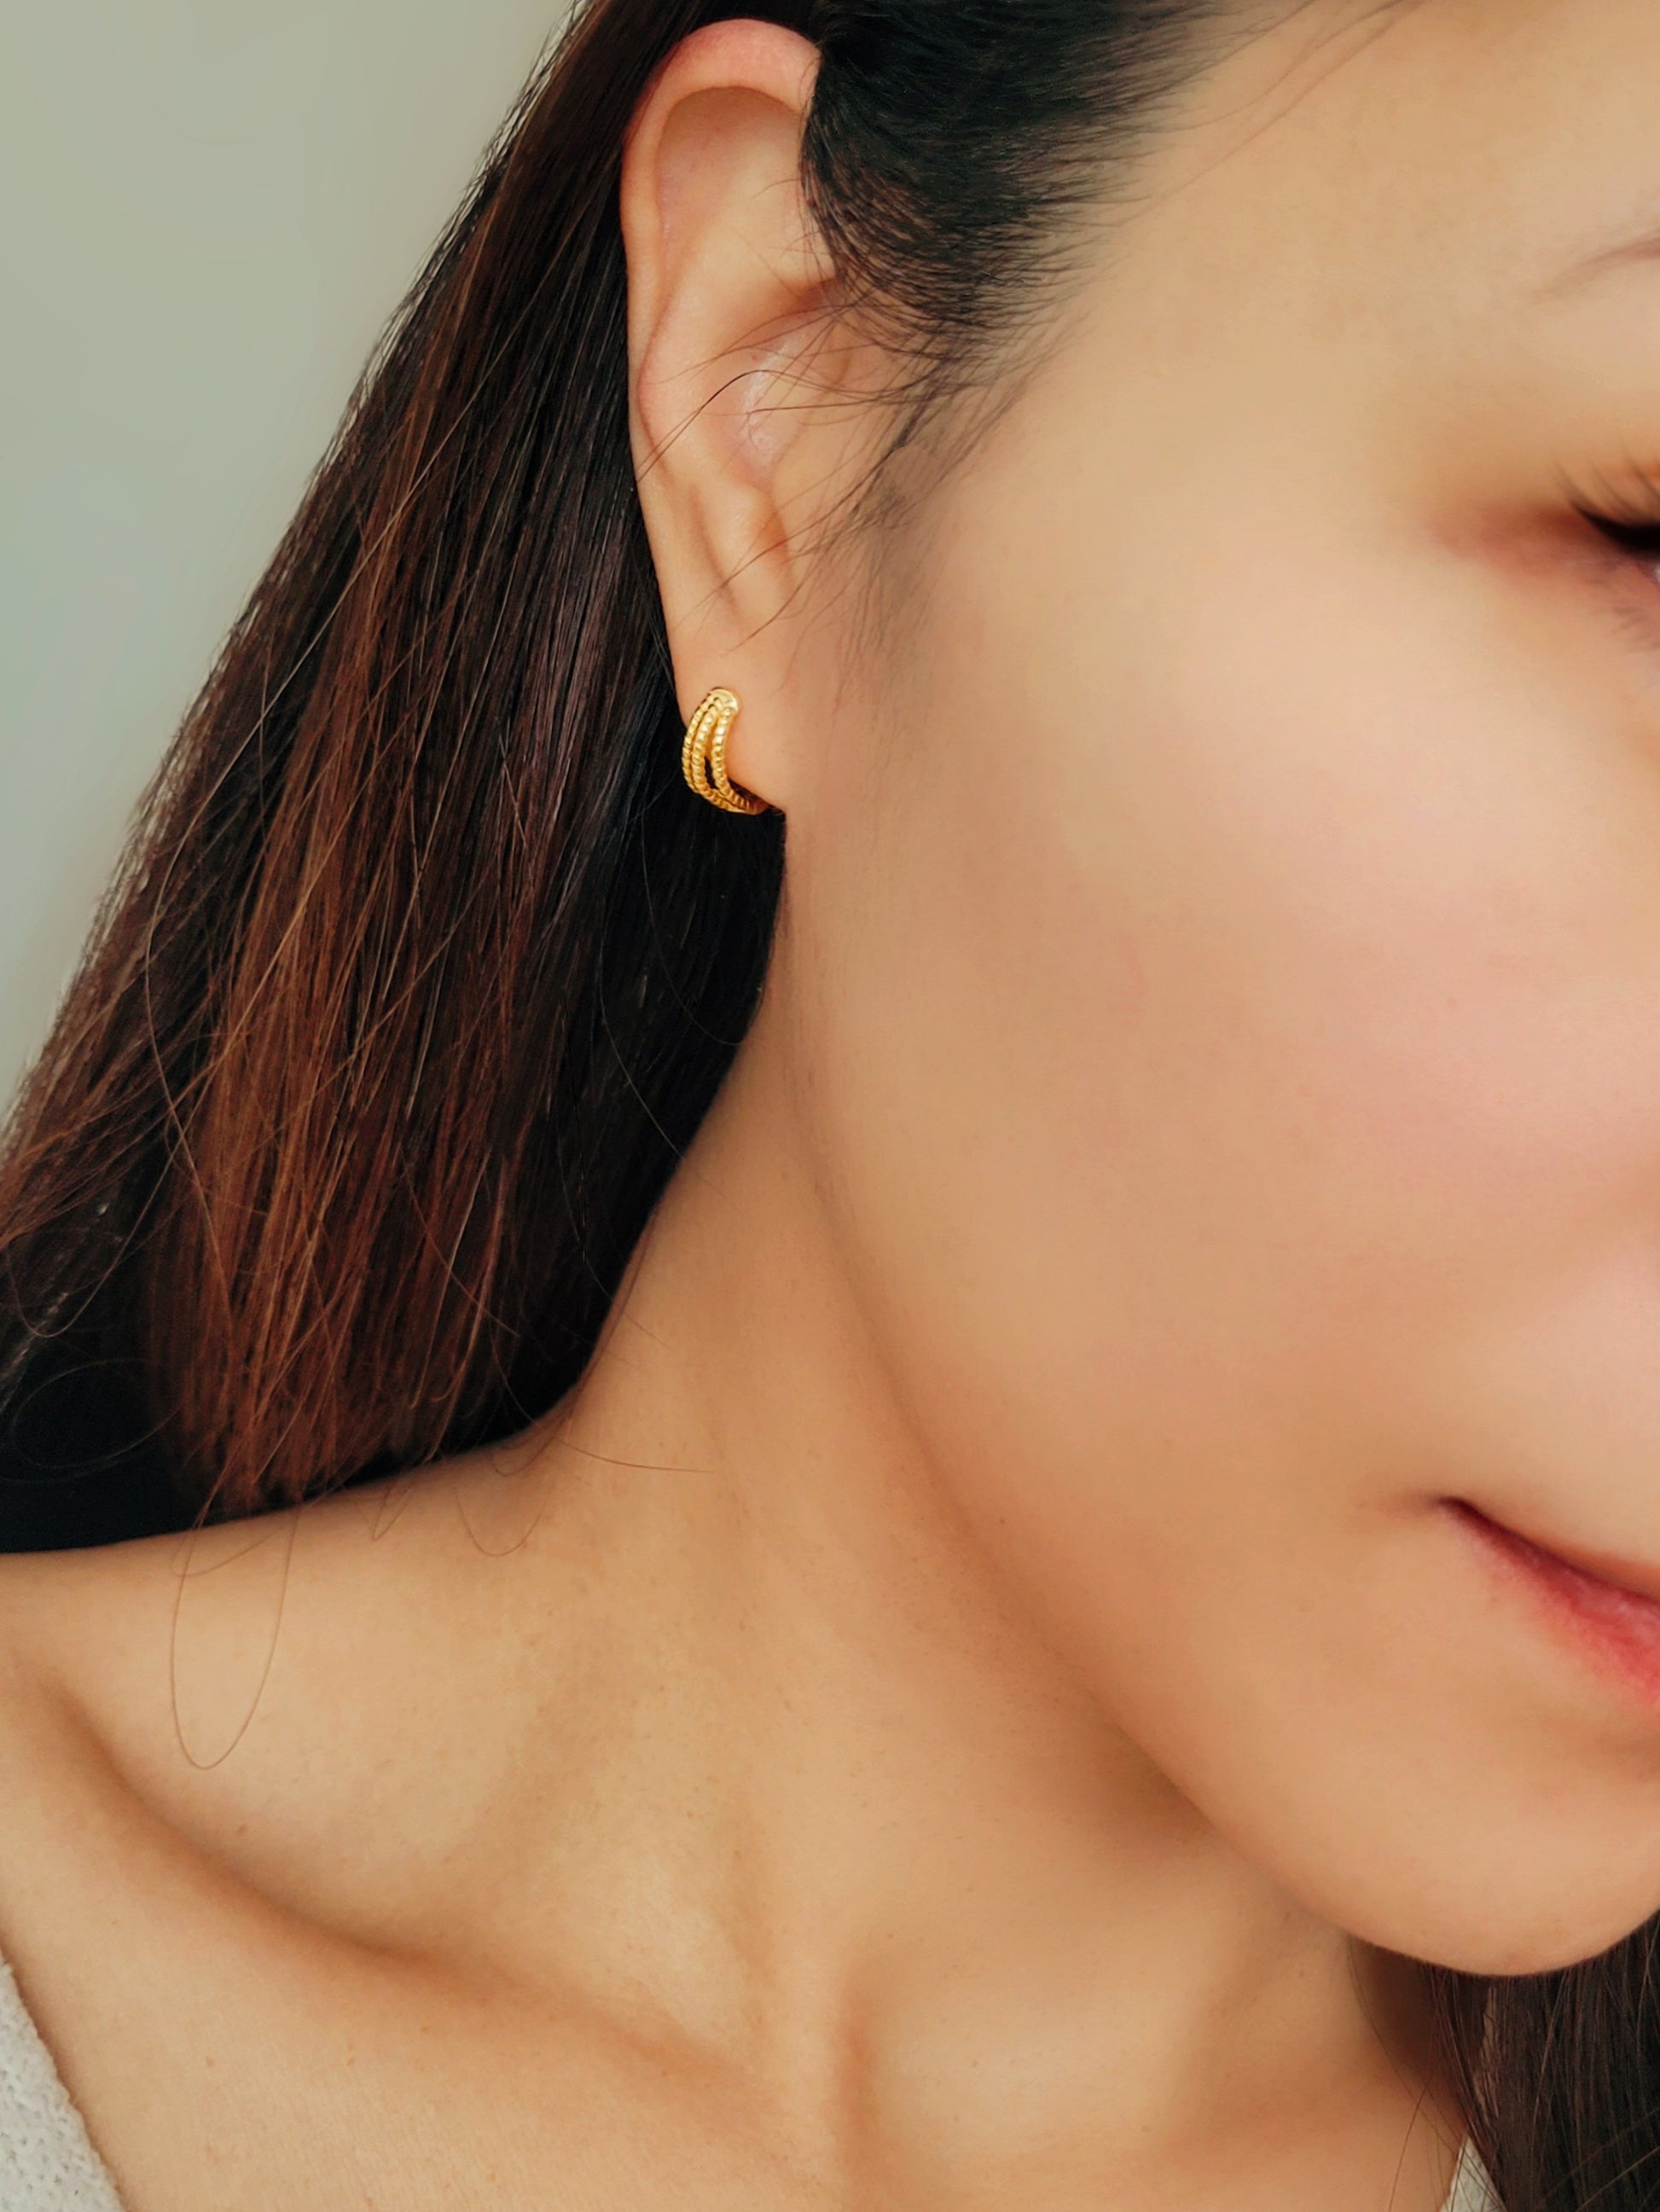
[0,0,572,1103]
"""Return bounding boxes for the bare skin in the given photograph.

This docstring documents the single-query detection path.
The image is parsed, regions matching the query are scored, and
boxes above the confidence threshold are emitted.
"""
[11,1,1660,2203]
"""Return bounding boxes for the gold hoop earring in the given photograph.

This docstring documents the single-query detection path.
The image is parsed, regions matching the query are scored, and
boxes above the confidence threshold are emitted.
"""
[681,688,771,816]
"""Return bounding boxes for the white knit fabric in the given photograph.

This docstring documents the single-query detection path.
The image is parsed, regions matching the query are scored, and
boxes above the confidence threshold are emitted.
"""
[0,1962,123,2210]
[0,1942,1500,2212]
[1446,2137,1504,2211]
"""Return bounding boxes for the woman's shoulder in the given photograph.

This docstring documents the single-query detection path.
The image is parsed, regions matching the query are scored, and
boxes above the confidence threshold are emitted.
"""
[0,1520,211,1750]
[0,1528,243,1945]
[0,1461,458,1704]
[0,1453,570,1922]
[0,1478,421,1785]
[0,1487,397,1895]
[0,1533,160,1757]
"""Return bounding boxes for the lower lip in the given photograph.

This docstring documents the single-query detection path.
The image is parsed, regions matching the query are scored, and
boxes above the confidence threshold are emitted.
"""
[1451,1501,1660,1715]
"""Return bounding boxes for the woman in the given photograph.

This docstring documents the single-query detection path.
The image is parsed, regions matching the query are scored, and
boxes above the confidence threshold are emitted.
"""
[3,0,1657,2201]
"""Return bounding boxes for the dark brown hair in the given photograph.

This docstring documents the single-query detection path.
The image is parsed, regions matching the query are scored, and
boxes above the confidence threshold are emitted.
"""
[0,0,1653,2200]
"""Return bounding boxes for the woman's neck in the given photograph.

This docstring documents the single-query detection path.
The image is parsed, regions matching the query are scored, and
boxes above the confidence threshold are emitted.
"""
[463,1013,1460,2198]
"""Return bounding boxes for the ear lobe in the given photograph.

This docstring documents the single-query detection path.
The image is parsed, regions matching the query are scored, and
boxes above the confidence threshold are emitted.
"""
[621,22,865,745]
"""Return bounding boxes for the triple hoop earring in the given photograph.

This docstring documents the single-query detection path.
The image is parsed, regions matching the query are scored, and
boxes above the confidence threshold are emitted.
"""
[681,688,772,816]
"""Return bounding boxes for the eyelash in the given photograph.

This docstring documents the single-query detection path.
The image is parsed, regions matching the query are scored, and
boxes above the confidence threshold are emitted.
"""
[1562,462,1660,571]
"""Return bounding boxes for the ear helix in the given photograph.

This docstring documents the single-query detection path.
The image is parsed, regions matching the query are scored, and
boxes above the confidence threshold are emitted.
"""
[681,688,774,816]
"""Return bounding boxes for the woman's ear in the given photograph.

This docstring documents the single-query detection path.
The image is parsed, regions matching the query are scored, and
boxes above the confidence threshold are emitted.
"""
[621,21,880,807]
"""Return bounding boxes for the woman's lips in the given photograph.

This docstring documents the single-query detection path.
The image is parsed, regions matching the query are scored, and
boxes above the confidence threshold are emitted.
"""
[1451,1499,1660,1713]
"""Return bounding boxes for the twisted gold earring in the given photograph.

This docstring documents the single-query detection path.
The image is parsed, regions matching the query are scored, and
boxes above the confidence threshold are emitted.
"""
[681,688,771,816]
